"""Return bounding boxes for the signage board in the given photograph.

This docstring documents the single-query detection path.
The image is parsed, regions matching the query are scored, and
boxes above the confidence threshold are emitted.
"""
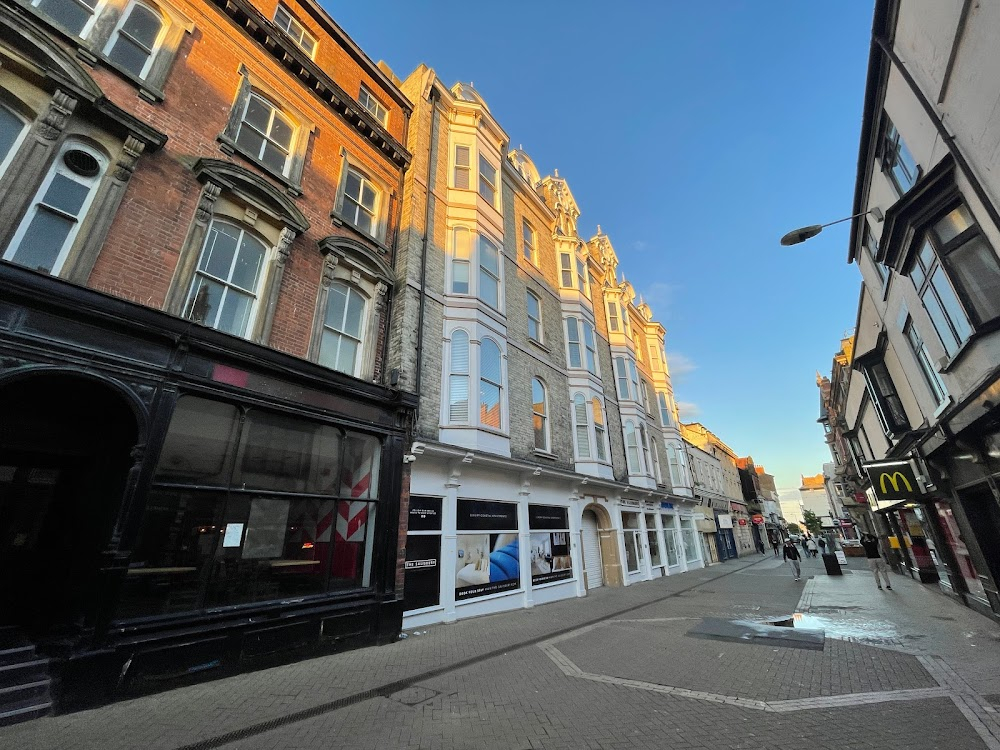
[864,460,922,503]
[751,515,765,525]
[834,550,847,565]
[738,518,748,526]
[717,514,733,529]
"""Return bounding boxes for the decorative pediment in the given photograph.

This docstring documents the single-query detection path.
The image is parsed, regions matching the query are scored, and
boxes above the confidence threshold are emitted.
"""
[192,159,309,233]
[317,235,394,286]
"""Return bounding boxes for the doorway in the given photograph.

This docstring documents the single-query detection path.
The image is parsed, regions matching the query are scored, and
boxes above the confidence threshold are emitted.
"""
[0,373,138,633]
[581,510,603,589]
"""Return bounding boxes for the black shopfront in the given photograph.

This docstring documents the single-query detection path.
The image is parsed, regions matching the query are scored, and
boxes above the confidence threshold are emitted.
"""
[0,265,415,710]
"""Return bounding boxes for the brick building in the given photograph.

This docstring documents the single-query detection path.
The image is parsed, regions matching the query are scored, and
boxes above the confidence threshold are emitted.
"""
[388,67,703,630]
[0,0,416,716]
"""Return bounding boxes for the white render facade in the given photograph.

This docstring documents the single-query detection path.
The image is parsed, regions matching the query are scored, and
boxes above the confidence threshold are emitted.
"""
[390,68,703,628]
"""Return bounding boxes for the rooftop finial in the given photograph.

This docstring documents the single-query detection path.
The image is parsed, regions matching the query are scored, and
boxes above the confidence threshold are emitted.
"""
[554,168,559,177]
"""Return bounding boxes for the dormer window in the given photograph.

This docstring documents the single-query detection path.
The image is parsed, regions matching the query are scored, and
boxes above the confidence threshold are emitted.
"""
[273,4,317,57]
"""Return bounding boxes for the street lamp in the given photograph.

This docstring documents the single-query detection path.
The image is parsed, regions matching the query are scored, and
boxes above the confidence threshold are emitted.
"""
[780,207,884,246]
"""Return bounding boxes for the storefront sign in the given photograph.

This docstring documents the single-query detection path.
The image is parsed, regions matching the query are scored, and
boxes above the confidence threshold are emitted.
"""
[717,514,733,529]
[751,515,765,525]
[738,518,748,526]
[660,502,674,510]
[457,498,517,531]
[528,505,569,530]
[854,492,869,505]
[408,496,442,531]
[864,460,922,503]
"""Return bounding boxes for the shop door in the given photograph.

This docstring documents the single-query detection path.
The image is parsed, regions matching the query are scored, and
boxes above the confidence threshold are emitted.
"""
[582,510,603,589]
[0,374,137,632]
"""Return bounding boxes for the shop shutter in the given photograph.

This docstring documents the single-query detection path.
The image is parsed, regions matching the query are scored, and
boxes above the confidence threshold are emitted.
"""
[582,510,603,589]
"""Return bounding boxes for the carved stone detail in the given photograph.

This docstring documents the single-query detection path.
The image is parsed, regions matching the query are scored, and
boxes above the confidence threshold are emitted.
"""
[321,253,340,288]
[38,91,78,141]
[195,182,222,224]
[113,136,146,182]
[275,227,296,267]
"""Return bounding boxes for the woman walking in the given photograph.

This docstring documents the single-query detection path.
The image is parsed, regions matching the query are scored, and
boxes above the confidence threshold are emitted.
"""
[783,538,802,581]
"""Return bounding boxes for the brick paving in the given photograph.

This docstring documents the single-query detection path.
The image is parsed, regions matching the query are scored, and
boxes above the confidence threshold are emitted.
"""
[2,551,998,750]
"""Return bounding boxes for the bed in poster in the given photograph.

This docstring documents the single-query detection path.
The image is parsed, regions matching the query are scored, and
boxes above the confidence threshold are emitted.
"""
[454,533,520,600]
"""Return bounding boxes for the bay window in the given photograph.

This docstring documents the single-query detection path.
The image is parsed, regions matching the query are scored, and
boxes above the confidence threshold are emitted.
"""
[573,393,590,459]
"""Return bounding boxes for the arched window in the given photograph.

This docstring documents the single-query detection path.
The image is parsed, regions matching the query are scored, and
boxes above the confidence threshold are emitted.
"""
[592,397,608,462]
[573,393,590,459]
[4,141,106,276]
[532,378,548,451]
[340,167,379,236]
[235,93,295,175]
[33,0,100,37]
[480,338,502,429]
[448,330,470,423]
[319,281,366,376]
[105,1,164,79]
[0,103,29,178]
[183,218,268,338]
[624,421,641,474]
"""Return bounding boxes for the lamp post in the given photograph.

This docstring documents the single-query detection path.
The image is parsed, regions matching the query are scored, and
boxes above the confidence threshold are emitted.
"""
[780,207,884,246]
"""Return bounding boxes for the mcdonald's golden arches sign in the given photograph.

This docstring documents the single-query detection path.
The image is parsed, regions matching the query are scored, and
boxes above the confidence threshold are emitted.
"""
[864,460,921,503]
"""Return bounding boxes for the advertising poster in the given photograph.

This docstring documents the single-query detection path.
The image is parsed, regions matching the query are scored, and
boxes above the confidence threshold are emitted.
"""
[529,531,572,585]
[404,534,441,611]
[455,533,520,600]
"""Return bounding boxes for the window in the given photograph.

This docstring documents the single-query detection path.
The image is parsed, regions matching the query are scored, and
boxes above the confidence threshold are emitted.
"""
[522,219,536,263]
[480,339,502,429]
[573,393,591,459]
[650,436,662,483]
[103,1,163,79]
[864,225,887,284]
[566,318,582,369]
[560,253,573,288]
[453,145,470,189]
[0,104,30,180]
[479,235,500,309]
[4,142,106,276]
[33,0,99,37]
[657,392,673,427]
[624,422,641,474]
[448,227,502,310]
[273,4,317,56]
[649,344,661,371]
[526,291,542,342]
[478,153,497,206]
[628,359,640,403]
[634,334,644,362]
[667,443,685,487]
[357,86,388,126]
[862,360,908,435]
[532,379,548,451]
[607,301,620,332]
[576,257,587,294]
[448,330,470,423]
[582,321,597,375]
[615,356,630,400]
[639,424,651,477]
[182,219,268,338]
[899,309,948,406]
[592,398,608,461]
[319,282,366,376]
[235,93,294,175]
[337,167,380,237]
[882,117,919,194]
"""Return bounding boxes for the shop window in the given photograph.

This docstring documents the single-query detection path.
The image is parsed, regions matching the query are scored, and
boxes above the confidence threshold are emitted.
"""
[573,393,590,460]
[404,496,443,611]
[3,141,107,276]
[118,396,383,619]
[528,505,571,586]
[532,378,548,452]
[526,290,542,343]
[104,1,164,79]
[318,282,367,377]
[645,513,663,567]
[455,499,519,600]
[680,517,698,562]
[592,398,608,462]
[273,4,316,57]
[183,219,268,338]
[622,512,642,574]
[33,0,100,37]
[661,514,679,566]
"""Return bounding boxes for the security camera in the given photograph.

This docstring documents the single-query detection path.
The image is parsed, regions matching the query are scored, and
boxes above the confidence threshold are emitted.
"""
[402,454,416,464]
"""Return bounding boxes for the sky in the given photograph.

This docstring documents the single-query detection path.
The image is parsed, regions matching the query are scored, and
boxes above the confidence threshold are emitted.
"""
[326,1,875,496]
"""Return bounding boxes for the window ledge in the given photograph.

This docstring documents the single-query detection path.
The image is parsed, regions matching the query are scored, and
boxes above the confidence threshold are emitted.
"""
[330,213,388,252]
[95,51,166,103]
[938,319,1000,373]
[528,338,550,354]
[932,395,953,420]
[217,135,303,196]
[533,449,558,461]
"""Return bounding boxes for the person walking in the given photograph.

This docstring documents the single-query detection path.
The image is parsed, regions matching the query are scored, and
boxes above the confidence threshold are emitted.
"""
[861,533,892,590]
[770,536,780,556]
[806,537,819,558]
[801,535,810,557]
[818,536,827,554]
[783,538,802,581]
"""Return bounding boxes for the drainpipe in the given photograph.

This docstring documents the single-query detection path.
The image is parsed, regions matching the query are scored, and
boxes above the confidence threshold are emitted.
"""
[413,84,440,412]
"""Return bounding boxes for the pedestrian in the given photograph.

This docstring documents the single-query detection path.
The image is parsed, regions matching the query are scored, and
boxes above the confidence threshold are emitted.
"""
[801,536,810,556]
[782,538,802,581]
[818,536,827,554]
[861,533,892,590]
[770,536,780,556]
[806,537,818,557]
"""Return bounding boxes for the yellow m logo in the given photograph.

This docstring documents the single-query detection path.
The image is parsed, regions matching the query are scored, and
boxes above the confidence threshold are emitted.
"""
[879,471,912,494]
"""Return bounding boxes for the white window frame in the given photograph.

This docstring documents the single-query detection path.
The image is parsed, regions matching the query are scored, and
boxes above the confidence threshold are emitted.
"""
[0,103,30,179]
[453,144,471,189]
[899,307,948,407]
[448,227,504,311]
[479,337,503,430]
[448,329,471,424]
[582,320,598,375]
[667,442,685,487]
[657,392,673,427]
[522,219,536,264]
[102,0,165,80]
[4,140,107,277]
[573,392,591,460]
[615,356,630,400]
[607,300,620,332]
[559,252,573,288]
[358,85,388,127]
[235,92,296,177]
[526,290,542,343]
[592,397,608,462]
[532,378,549,451]
[478,153,497,207]
[32,0,102,39]
[338,165,381,239]
[318,281,367,377]
[273,3,317,57]
[624,421,642,475]
[566,317,582,369]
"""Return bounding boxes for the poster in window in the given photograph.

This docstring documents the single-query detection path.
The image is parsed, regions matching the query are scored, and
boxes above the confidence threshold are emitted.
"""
[242,497,289,558]
[529,531,572,585]
[455,533,519,600]
[457,498,517,531]
[404,534,441,611]
[528,504,569,530]
[408,496,443,532]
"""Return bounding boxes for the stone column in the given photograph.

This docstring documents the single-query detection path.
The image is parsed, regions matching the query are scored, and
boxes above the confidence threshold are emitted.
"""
[518,476,533,610]
[441,461,461,624]
[255,226,296,344]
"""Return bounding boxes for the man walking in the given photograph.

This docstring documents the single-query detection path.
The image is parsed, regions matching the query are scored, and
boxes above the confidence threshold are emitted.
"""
[770,536,780,556]
[861,533,892,590]
[782,537,802,581]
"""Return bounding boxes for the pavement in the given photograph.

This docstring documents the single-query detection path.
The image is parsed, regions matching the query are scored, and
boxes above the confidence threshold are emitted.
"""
[3,550,1000,750]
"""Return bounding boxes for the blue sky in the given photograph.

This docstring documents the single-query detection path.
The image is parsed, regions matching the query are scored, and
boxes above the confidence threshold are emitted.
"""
[328,1,874,494]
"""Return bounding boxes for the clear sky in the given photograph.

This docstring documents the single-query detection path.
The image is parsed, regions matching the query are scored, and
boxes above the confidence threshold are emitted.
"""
[326,1,875,496]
